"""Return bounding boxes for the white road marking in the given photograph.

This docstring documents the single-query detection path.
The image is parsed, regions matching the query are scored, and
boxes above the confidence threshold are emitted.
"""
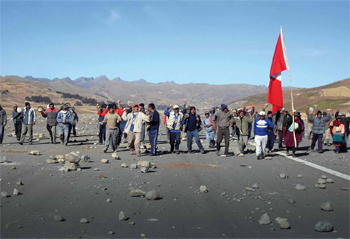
[249,142,350,181]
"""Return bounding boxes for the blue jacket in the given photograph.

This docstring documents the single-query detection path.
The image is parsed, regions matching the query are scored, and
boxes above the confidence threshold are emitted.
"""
[254,118,274,136]
[149,110,160,130]
[22,107,36,125]
[56,111,72,127]
[308,114,331,134]
[12,110,22,124]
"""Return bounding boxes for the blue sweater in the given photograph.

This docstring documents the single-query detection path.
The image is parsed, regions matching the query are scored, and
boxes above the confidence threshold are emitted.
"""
[254,118,274,136]
[149,110,160,130]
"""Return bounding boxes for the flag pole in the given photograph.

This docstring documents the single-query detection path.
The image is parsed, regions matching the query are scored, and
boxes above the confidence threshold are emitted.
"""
[281,27,297,148]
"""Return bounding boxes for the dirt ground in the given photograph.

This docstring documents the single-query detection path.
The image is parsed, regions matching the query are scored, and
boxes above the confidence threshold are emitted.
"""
[0,115,349,238]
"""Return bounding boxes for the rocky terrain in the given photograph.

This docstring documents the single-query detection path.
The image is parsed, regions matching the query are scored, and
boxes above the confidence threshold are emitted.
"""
[0,113,349,238]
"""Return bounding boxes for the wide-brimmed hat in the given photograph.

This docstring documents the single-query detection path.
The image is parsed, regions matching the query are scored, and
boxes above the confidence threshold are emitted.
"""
[294,112,301,117]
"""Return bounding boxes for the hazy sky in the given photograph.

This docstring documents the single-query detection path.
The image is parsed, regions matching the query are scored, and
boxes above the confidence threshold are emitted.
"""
[1,1,349,87]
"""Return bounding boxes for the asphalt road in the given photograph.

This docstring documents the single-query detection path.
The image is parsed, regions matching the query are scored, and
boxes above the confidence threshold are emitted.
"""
[1,116,349,238]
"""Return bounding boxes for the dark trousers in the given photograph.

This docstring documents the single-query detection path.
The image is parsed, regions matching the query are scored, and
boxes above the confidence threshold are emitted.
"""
[0,125,4,144]
[67,124,72,142]
[216,128,230,155]
[170,131,181,152]
[72,124,76,136]
[311,133,323,151]
[141,124,146,142]
[278,130,284,148]
[149,128,158,155]
[14,122,22,140]
[99,124,106,144]
[248,123,252,138]
[267,130,275,151]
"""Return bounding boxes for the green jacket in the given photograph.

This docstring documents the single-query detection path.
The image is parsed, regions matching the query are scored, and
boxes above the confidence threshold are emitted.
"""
[233,115,254,136]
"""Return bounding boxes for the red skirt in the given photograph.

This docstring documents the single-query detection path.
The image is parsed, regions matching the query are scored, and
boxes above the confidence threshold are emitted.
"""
[284,131,300,147]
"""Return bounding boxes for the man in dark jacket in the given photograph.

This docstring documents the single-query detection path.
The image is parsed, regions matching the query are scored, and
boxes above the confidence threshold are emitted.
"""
[148,103,160,156]
[98,104,108,144]
[213,104,234,157]
[41,102,58,144]
[308,110,331,153]
[12,104,22,141]
[184,106,205,154]
[341,112,350,137]
[0,104,7,144]
[276,109,290,150]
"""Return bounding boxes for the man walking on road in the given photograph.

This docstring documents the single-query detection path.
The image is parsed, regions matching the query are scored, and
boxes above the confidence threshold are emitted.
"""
[56,106,72,146]
[12,104,22,141]
[122,104,150,157]
[101,104,121,153]
[40,102,58,144]
[148,103,160,156]
[0,104,7,144]
[308,110,331,153]
[254,111,275,159]
[164,104,184,154]
[213,104,233,157]
[183,106,205,154]
[19,102,36,145]
[233,109,254,156]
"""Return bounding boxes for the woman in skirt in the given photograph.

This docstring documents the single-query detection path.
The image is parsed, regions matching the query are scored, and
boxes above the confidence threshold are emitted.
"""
[283,112,304,157]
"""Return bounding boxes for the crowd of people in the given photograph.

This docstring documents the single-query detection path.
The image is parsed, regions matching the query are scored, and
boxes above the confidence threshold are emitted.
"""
[0,101,349,159]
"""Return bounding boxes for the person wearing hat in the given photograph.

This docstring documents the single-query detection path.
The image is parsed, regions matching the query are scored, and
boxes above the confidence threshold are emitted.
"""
[122,104,150,157]
[275,108,290,150]
[308,109,331,153]
[101,104,122,153]
[98,103,108,145]
[340,112,350,139]
[253,111,274,159]
[164,104,184,154]
[283,112,304,157]
[329,115,347,153]
[183,106,205,154]
[0,104,7,144]
[19,102,36,145]
[40,102,58,144]
[232,109,254,156]
[12,104,23,141]
[203,111,216,148]
[213,104,234,156]
[56,105,72,146]
[322,110,334,146]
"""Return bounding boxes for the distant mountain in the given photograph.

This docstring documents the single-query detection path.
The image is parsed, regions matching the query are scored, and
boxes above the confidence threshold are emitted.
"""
[0,75,269,109]
[25,76,51,82]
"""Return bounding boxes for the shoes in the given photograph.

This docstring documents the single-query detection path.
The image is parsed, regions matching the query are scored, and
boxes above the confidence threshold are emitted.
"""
[176,150,180,154]
[130,150,135,155]
[148,153,156,156]
[29,142,33,145]
[318,150,324,154]
[257,155,261,160]
[103,148,107,153]
[64,143,67,147]
[286,150,289,156]
[237,153,244,157]
[200,150,205,154]
[292,154,296,158]
[216,150,220,156]
[19,142,23,145]
[136,153,141,157]
[261,155,265,159]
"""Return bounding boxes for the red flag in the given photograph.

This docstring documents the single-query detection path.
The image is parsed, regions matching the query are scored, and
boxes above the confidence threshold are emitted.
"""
[268,27,289,113]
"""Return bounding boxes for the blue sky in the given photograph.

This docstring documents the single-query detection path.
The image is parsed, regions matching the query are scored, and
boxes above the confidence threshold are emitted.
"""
[1,0,349,87]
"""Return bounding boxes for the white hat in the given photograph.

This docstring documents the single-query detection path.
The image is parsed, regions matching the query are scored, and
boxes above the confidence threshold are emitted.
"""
[309,107,314,112]
[17,107,22,113]
[259,111,266,116]
[173,105,179,109]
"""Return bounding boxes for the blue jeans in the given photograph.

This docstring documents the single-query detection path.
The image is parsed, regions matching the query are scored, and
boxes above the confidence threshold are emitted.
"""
[149,128,158,154]
[59,124,69,145]
[206,130,215,147]
[170,131,181,151]
[187,129,204,152]
[0,125,4,144]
